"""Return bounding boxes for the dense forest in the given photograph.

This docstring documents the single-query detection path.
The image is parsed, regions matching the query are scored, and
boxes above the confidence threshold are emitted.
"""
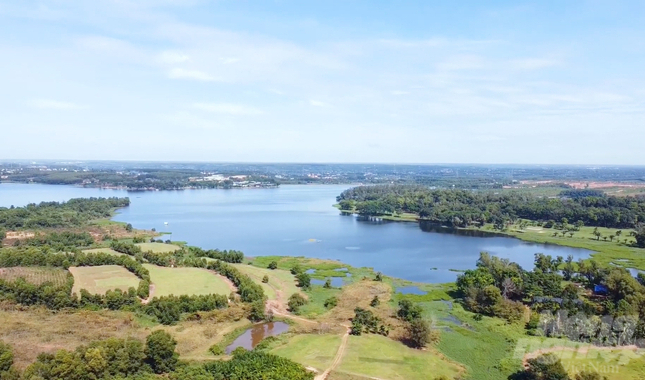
[337,185,645,230]
[0,197,130,230]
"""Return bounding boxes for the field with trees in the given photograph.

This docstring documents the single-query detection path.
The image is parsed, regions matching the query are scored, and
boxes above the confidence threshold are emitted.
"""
[135,242,182,253]
[69,265,141,295]
[0,266,69,286]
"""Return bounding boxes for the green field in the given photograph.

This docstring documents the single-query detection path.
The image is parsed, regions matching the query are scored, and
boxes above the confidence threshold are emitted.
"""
[144,264,232,297]
[338,334,463,380]
[232,263,301,301]
[82,248,124,256]
[0,267,69,286]
[136,242,181,253]
[69,265,140,295]
[271,333,342,371]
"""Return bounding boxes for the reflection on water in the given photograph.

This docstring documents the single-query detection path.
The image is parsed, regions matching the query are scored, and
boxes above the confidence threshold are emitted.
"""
[225,322,289,354]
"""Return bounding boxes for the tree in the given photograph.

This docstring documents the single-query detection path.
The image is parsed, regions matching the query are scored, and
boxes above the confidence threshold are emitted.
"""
[248,300,266,321]
[323,278,331,288]
[125,223,133,232]
[397,299,423,322]
[296,272,311,289]
[563,255,574,281]
[145,330,178,374]
[262,275,269,283]
[374,272,383,282]
[406,318,431,348]
[370,296,380,307]
[635,225,645,248]
[287,293,307,313]
[267,261,278,270]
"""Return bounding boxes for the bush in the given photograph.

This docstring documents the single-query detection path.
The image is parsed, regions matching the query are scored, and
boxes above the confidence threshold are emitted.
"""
[288,293,307,313]
[324,297,338,309]
[0,341,14,373]
[209,344,224,356]
[262,275,269,283]
[268,261,278,270]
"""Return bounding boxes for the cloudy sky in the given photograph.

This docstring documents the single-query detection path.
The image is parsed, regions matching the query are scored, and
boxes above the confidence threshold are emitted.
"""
[1,1,644,164]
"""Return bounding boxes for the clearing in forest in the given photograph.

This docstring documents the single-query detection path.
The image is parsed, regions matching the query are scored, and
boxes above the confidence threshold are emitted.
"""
[82,247,125,256]
[232,263,301,303]
[144,264,234,297]
[69,265,140,295]
[0,267,69,286]
[136,242,181,253]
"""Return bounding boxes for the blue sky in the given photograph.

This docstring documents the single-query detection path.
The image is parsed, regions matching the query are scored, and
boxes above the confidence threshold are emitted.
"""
[1,1,644,164]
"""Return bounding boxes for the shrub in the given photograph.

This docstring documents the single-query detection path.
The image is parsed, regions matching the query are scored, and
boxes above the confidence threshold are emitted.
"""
[268,261,278,270]
[288,293,307,313]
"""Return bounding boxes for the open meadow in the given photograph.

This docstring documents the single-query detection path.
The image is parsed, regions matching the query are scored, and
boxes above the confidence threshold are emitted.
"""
[135,242,181,253]
[143,264,233,297]
[338,334,463,380]
[69,265,140,295]
[0,267,69,286]
[82,247,125,256]
[271,333,342,372]
[231,263,301,302]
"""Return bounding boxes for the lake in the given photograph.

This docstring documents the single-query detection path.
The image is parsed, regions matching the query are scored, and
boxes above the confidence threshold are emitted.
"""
[0,183,592,283]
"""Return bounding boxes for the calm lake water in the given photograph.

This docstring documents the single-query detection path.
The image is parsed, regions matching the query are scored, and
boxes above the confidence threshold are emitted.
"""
[0,183,592,283]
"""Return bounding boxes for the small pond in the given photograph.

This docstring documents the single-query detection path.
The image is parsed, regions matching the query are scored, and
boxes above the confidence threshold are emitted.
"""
[311,277,346,287]
[396,286,427,295]
[225,322,289,354]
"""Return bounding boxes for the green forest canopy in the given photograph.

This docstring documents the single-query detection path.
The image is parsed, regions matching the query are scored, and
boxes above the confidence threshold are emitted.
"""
[0,197,130,230]
[337,185,645,230]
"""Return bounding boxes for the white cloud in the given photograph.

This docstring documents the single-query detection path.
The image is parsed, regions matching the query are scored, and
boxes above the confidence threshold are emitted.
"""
[510,58,559,70]
[192,103,263,115]
[309,100,329,107]
[167,68,217,81]
[159,51,190,64]
[30,99,84,110]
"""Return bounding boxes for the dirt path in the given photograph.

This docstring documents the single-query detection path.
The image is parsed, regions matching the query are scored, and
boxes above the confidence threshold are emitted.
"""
[314,327,350,380]
[522,344,640,367]
[211,271,237,293]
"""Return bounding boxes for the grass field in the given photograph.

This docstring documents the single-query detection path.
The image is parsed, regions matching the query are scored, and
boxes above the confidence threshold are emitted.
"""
[271,333,343,372]
[0,307,149,369]
[144,264,233,297]
[338,334,463,380]
[0,267,69,286]
[136,242,181,253]
[82,247,125,256]
[69,265,140,295]
[232,263,300,302]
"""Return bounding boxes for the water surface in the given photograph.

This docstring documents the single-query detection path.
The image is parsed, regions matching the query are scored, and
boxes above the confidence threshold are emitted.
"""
[225,322,289,353]
[0,183,592,283]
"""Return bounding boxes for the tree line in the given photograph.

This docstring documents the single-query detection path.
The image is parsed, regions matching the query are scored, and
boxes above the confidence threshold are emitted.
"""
[0,197,130,230]
[337,185,645,230]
